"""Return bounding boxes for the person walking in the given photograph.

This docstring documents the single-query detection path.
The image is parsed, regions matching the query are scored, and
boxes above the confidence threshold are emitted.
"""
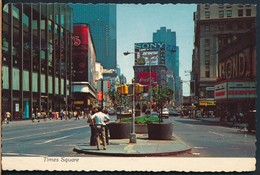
[5,112,11,124]
[90,107,110,150]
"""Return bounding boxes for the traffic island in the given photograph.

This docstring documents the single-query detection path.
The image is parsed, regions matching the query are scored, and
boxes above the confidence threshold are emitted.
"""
[73,133,191,157]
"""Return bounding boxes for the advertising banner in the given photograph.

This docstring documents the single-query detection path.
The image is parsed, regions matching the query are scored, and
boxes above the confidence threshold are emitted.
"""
[227,81,256,99]
[214,82,227,100]
[137,72,157,91]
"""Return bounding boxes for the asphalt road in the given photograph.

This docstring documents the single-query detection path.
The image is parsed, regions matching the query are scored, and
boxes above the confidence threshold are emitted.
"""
[169,116,256,157]
[2,115,256,157]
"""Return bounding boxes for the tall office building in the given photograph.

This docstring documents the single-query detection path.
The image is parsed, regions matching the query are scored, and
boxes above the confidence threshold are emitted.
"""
[2,3,73,120]
[69,4,117,69]
[193,3,256,111]
[153,27,180,106]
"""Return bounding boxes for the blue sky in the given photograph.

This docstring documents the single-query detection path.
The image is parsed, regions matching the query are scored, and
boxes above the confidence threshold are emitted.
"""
[117,4,197,96]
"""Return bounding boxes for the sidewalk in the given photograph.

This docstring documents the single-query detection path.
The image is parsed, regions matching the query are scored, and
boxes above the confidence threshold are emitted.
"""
[197,117,247,128]
[73,133,191,157]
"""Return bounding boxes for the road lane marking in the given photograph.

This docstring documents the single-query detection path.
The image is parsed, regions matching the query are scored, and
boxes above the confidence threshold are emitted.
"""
[194,147,206,149]
[3,125,87,141]
[3,152,47,157]
[208,131,225,137]
[35,135,73,144]
[185,124,194,128]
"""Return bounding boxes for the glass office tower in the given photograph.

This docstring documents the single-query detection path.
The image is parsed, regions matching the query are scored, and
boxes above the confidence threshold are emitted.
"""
[69,4,117,69]
[2,3,73,120]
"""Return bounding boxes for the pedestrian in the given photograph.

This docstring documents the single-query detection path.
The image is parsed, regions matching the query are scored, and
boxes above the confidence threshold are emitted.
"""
[90,107,110,150]
[36,111,41,122]
[87,108,96,146]
[5,112,11,124]
[32,112,35,122]
[60,109,64,120]
[103,109,110,145]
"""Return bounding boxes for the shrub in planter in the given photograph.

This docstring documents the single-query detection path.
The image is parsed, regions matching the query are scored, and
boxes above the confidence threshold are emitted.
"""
[147,123,173,140]
[107,122,131,139]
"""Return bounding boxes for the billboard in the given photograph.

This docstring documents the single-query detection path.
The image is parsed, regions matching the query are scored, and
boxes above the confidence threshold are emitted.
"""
[137,72,158,91]
[214,81,256,100]
[134,42,165,66]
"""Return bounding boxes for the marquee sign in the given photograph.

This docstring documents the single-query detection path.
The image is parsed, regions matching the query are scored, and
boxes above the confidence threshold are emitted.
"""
[214,81,256,100]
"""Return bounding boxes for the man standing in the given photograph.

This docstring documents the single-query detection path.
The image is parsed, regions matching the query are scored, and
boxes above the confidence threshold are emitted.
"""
[90,107,110,150]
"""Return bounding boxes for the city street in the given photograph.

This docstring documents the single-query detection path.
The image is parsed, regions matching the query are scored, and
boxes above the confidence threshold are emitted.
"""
[2,115,255,157]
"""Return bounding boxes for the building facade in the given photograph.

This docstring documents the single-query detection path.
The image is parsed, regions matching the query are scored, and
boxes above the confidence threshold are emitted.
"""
[69,4,117,69]
[2,3,73,120]
[72,24,97,111]
[192,3,256,113]
[153,27,180,106]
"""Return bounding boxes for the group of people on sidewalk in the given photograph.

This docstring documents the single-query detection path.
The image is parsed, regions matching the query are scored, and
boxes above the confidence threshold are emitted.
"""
[87,107,110,150]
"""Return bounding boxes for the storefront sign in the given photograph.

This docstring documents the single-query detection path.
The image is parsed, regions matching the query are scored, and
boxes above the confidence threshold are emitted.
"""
[219,48,251,80]
[199,100,216,106]
[73,101,84,105]
[215,81,256,100]
[227,82,256,98]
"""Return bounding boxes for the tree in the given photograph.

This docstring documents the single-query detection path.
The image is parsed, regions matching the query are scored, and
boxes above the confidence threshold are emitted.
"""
[151,86,173,122]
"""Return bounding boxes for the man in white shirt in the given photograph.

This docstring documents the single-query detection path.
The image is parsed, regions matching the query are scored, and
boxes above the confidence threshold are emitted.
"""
[90,107,110,150]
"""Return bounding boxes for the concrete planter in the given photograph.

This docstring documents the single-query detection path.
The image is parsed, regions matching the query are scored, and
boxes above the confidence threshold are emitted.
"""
[147,123,173,140]
[107,122,131,139]
[117,113,132,120]
[135,124,148,134]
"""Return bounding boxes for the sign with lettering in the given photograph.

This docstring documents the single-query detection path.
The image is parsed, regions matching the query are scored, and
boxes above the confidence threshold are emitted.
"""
[219,48,251,80]
[135,42,165,50]
[214,81,256,100]
[137,72,157,91]
[227,81,256,99]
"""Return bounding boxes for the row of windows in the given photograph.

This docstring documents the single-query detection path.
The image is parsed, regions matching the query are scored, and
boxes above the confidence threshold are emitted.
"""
[2,66,68,95]
[204,4,253,9]
[204,22,253,32]
[205,9,251,18]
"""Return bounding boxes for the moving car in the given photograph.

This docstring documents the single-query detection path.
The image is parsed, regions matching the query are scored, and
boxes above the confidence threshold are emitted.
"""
[169,109,180,116]
[160,108,169,118]
[150,111,159,118]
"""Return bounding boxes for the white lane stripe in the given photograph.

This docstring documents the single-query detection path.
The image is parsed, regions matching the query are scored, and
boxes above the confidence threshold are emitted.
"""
[194,147,206,149]
[3,125,87,141]
[35,135,72,144]
[185,124,194,127]
[209,131,225,137]
[44,135,72,143]
[3,153,46,157]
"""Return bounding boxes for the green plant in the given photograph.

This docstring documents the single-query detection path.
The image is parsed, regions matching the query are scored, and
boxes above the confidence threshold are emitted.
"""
[121,115,160,124]
[151,86,173,123]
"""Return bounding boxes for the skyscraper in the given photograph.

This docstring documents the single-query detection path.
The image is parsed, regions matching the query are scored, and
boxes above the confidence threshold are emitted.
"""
[69,4,117,69]
[153,27,180,105]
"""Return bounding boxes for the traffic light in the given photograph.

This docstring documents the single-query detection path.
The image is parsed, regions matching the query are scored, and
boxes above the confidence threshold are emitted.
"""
[117,84,128,95]
[117,86,122,94]
[135,83,144,94]
[122,84,128,95]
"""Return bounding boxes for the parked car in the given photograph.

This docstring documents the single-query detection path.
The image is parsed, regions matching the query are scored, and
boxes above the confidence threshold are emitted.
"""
[108,109,116,115]
[150,111,159,118]
[160,108,169,118]
[169,109,180,116]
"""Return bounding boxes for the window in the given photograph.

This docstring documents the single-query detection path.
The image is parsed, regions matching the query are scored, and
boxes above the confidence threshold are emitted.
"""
[246,9,251,16]
[219,25,224,30]
[2,66,9,89]
[32,72,38,92]
[205,11,210,19]
[238,9,243,16]
[48,76,53,94]
[41,74,46,93]
[205,50,210,56]
[205,39,210,47]
[12,68,20,90]
[205,60,210,66]
[23,70,29,91]
[205,4,210,9]
[205,25,210,31]
[55,77,59,94]
[219,10,224,18]
[227,10,232,17]
[205,71,210,78]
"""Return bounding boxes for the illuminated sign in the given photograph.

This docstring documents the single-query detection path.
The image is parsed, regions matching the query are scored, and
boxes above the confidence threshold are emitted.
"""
[135,42,165,50]
[199,100,216,106]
